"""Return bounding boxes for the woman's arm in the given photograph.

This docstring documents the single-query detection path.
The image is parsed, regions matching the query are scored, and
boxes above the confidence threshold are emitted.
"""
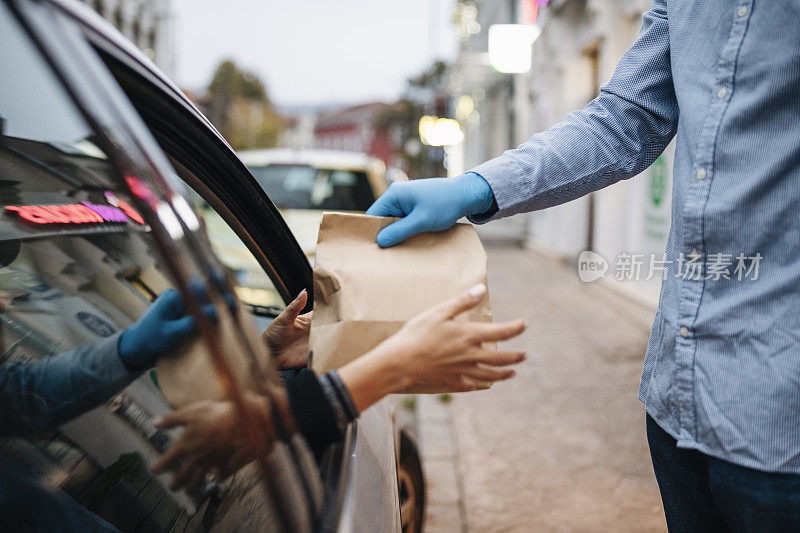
[338,283,525,412]
[153,284,526,491]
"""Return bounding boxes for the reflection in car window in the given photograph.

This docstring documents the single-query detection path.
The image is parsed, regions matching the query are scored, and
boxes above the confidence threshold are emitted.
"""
[180,184,285,311]
[0,7,196,530]
[251,165,375,211]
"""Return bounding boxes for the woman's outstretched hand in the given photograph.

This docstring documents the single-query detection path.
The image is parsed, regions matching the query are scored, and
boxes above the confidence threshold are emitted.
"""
[339,284,526,412]
[262,289,313,369]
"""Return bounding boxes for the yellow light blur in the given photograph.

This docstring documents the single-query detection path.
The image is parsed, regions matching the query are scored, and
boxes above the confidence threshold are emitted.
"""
[419,116,465,146]
[455,95,475,121]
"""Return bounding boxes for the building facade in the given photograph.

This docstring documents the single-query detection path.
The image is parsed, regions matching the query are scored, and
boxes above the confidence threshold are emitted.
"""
[80,0,173,76]
[449,0,673,303]
[312,103,396,167]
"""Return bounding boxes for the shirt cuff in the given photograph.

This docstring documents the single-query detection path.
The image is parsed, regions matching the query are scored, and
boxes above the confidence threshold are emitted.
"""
[93,331,137,384]
[319,370,359,432]
[466,155,527,223]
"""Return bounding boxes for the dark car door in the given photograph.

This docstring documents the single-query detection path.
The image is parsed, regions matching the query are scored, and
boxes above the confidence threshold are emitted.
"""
[1,1,321,531]
[76,15,402,533]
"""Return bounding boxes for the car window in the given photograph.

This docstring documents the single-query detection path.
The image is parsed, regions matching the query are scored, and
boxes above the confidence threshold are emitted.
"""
[177,168,285,313]
[251,165,375,211]
[0,8,198,530]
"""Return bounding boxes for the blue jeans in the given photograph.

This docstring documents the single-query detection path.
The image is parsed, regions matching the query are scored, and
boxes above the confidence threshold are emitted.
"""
[647,414,800,532]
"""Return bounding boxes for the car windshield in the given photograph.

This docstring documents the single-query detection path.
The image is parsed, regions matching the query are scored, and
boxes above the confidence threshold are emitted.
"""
[251,164,375,211]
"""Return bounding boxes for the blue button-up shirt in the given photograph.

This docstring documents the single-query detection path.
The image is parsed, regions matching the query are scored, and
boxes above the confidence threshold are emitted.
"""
[471,0,800,473]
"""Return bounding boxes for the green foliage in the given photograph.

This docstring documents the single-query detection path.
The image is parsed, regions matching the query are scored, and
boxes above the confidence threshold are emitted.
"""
[374,99,432,179]
[408,60,449,91]
[205,59,281,150]
[372,60,450,178]
[400,395,418,412]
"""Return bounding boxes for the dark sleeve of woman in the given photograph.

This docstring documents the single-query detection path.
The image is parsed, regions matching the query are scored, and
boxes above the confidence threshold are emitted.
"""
[285,368,359,460]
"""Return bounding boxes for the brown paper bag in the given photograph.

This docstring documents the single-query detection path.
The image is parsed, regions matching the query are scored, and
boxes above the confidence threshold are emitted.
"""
[156,299,274,408]
[309,212,492,394]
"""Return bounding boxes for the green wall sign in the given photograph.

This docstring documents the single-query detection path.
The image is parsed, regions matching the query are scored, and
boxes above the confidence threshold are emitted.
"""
[649,155,667,207]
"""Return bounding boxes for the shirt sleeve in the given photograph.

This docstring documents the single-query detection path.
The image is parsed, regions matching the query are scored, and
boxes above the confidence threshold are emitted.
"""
[0,332,138,435]
[469,0,678,223]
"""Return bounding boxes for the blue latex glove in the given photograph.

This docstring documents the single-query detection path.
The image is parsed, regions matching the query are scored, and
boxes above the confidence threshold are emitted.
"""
[365,172,496,248]
[118,289,197,371]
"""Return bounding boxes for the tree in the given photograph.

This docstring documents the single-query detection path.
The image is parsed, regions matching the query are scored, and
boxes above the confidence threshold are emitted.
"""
[373,61,450,178]
[204,59,281,150]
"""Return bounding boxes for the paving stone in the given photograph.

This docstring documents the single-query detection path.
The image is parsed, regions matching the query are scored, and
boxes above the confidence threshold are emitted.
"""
[418,244,667,532]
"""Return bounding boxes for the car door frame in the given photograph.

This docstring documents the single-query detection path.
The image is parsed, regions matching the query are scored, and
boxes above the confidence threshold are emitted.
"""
[5,0,321,529]
[60,7,386,530]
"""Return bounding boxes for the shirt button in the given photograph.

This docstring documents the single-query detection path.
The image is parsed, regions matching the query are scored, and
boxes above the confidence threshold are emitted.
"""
[680,326,690,338]
[738,6,748,16]
[717,87,728,99]
[696,168,707,180]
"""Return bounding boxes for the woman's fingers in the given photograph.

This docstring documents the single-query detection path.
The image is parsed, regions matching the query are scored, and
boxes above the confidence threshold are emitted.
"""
[184,467,207,495]
[474,349,526,367]
[270,289,307,332]
[460,363,516,382]
[151,443,183,474]
[152,404,200,430]
[468,319,526,343]
[279,289,307,325]
[295,311,313,328]
[170,456,199,489]
[441,375,478,393]
[430,283,487,320]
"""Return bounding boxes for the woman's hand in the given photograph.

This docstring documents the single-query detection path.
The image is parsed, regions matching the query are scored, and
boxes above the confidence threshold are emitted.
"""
[262,289,313,369]
[150,392,273,492]
[339,284,526,412]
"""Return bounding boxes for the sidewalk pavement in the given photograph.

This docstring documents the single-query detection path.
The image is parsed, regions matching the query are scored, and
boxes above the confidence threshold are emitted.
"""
[417,244,667,532]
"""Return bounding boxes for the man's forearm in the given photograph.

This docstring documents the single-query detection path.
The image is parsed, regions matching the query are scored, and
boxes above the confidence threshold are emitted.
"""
[469,0,677,223]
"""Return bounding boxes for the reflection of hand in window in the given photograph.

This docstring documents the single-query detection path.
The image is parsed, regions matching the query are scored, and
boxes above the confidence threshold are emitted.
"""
[0,288,205,435]
[118,289,198,371]
[151,392,270,492]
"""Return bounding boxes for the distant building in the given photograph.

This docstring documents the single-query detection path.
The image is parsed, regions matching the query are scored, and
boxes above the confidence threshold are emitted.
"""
[449,0,670,304]
[278,114,316,151]
[80,0,173,76]
[447,0,531,244]
[312,102,395,166]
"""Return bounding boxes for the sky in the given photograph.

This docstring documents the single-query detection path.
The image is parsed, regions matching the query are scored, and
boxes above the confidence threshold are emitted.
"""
[171,0,459,109]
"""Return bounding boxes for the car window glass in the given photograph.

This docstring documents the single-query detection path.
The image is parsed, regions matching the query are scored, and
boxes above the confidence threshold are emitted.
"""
[251,164,375,211]
[179,182,284,313]
[0,8,199,530]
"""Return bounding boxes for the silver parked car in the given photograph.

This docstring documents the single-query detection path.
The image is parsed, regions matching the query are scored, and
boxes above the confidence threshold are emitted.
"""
[0,0,424,531]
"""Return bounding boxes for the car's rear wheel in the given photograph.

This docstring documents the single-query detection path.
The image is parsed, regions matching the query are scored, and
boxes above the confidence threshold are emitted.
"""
[398,432,425,533]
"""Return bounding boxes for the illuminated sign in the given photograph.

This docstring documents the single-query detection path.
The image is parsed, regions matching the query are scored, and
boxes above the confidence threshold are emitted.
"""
[5,196,145,226]
[105,192,145,224]
[521,0,549,24]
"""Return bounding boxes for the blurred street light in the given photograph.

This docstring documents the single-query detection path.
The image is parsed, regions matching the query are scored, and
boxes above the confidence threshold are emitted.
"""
[419,115,464,146]
[454,2,481,41]
[488,24,542,73]
[455,95,475,121]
